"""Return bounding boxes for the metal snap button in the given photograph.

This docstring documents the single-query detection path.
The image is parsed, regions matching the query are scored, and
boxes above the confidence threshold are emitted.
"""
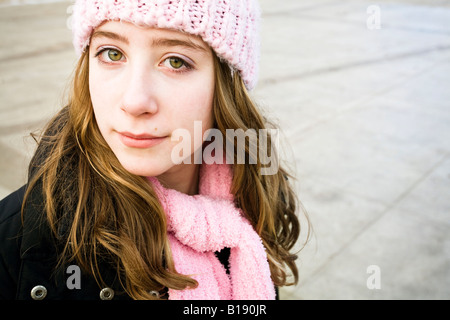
[99,287,114,300]
[31,285,47,300]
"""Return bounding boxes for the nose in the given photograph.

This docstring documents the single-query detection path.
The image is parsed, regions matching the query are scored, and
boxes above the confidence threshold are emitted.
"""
[121,65,159,117]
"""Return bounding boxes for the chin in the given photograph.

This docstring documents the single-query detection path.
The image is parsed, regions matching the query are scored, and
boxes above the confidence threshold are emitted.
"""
[119,159,169,178]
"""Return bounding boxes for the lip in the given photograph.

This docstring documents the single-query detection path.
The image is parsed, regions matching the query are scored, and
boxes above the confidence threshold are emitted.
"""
[118,131,167,149]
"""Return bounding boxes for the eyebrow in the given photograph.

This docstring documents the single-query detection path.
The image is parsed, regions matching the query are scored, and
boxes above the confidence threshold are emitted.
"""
[91,30,208,53]
[91,30,129,44]
[152,37,208,53]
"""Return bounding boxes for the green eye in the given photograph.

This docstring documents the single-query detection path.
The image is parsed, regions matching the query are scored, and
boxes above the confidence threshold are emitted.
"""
[108,49,123,61]
[169,57,185,69]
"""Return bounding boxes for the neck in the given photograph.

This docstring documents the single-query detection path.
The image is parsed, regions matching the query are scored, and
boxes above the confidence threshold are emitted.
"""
[156,163,200,195]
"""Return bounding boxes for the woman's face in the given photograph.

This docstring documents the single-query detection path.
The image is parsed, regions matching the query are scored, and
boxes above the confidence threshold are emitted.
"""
[89,21,215,186]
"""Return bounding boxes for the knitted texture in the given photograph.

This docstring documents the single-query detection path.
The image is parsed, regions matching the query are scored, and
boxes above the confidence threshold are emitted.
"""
[71,0,261,90]
[148,161,275,300]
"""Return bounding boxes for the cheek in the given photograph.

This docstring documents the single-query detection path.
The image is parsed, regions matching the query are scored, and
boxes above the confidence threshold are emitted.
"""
[89,64,104,117]
[90,66,109,109]
[186,92,214,124]
[171,75,215,127]
[88,63,120,130]
[181,90,214,152]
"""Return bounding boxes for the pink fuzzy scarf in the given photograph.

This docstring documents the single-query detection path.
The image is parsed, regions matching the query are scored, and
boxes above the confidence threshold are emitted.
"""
[148,162,275,300]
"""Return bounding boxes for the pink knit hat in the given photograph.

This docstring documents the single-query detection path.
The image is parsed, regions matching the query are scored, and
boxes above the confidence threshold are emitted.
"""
[71,0,261,90]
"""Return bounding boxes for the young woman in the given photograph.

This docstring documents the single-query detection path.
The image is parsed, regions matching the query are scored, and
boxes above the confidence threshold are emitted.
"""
[0,0,306,300]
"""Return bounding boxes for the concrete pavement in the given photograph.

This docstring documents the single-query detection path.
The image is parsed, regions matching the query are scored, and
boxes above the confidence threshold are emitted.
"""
[1,0,449,299]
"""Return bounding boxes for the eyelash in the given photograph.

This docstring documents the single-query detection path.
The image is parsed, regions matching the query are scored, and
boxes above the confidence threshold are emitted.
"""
[163,56,194,73]
[94,47,194,73]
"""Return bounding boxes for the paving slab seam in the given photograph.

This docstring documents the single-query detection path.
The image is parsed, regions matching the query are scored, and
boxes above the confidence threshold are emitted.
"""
[298,151,450,288]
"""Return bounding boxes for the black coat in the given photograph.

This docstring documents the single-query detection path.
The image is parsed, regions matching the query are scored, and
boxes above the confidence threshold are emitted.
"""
[0,185,244,300]
[0,185,131,300]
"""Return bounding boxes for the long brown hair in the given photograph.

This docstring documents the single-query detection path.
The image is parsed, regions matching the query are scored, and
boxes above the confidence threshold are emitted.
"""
[23,49,309,299]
